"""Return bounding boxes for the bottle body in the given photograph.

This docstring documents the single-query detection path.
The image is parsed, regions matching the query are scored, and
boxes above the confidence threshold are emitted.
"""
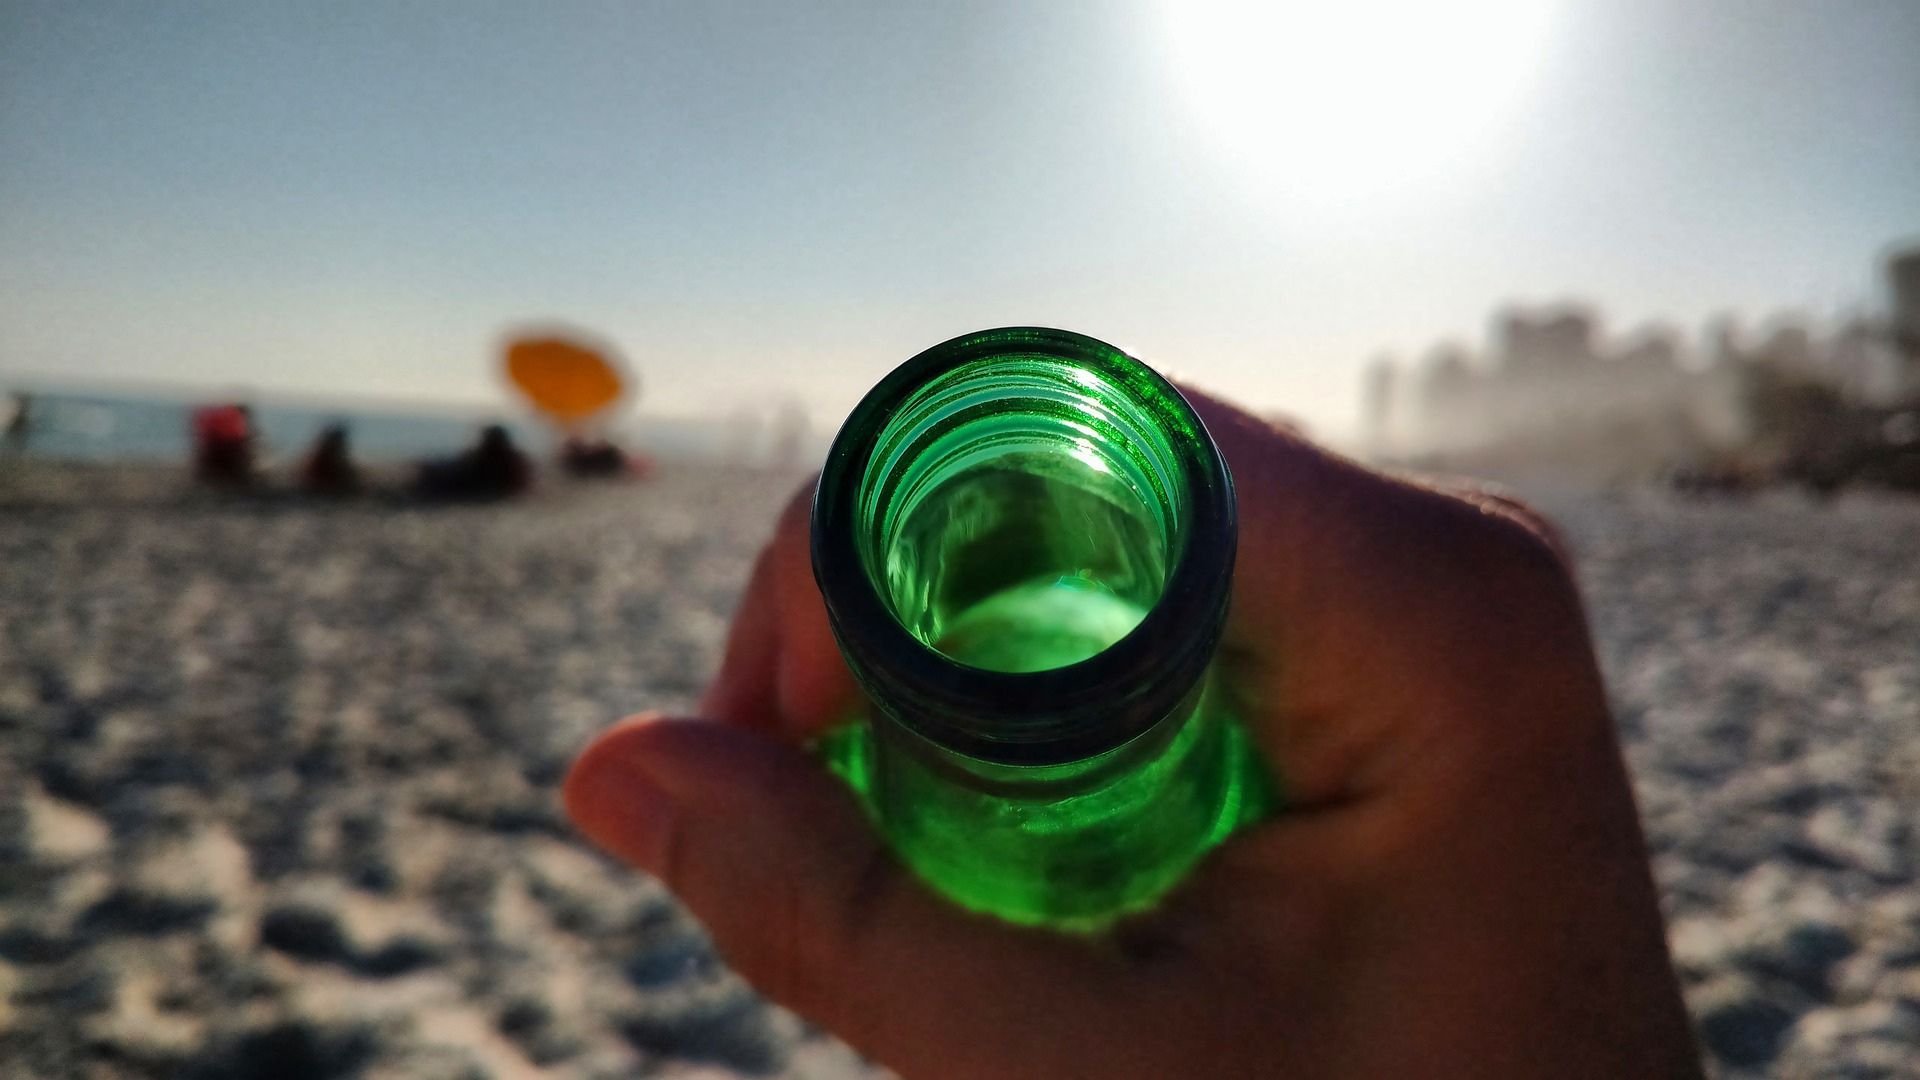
[818,675,1268,927]
[811,328,1271,928]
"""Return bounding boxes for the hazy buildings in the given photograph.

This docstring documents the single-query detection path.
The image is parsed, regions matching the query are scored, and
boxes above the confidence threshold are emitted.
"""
[1891,246,1920,366]
[1496,305,1599,374]
[1369,245,1920,472]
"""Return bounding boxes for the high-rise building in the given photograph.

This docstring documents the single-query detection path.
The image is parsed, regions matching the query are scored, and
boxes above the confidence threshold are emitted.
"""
[1493,304,1598,374]
[1888,244,1920,362]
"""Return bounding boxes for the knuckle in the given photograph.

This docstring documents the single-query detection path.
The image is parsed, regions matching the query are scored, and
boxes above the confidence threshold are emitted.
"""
[753,876,814,1007]
[1444,491,1573,593]
[1426,493,1590,657]
[1440,483,1568,568]
[1478,508,1571,588]
[652,803,693,896]
[728,846,882,1027]
[710,871,818,1015]
[1481,493,1572,567]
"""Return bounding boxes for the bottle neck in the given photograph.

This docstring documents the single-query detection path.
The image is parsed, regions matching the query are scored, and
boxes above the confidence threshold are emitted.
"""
[868,672,1211,796]
[813,327,1235,768]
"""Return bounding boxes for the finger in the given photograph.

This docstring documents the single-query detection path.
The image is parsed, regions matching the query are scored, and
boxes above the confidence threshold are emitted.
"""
[701,478,860,739]
[565,715,1154,1080]
[697,541,783,732]
[1403,471,1575,569]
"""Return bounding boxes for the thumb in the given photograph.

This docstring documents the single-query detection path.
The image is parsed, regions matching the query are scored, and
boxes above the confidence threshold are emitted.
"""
[564,715,1139,1080]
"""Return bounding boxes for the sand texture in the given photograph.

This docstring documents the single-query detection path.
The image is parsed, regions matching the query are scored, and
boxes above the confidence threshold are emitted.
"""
[2,463,1918,1078]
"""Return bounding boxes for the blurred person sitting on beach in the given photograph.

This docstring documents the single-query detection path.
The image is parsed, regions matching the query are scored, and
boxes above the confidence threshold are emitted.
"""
[566,387,1703,1079]
[299,422,360,497]
[191,402,256,487]
[414,423,532,501]
[3,390,31,452]
[559,432,633,479]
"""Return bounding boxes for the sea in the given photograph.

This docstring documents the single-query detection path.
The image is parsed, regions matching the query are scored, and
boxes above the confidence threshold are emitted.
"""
[0,384,781,465]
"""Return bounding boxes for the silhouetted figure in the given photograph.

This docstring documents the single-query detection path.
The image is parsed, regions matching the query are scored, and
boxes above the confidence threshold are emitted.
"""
[300,423,361,496]
[3,391,30,453]
[192,403,256,487]
[768,399,811,467]
[559,434,628,478]
[1362,356,1394,450]
[414,424,532,500]
[1884,245,1920,406]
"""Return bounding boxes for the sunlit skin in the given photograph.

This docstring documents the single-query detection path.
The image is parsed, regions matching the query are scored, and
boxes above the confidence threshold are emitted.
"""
[565,387,1702,1079]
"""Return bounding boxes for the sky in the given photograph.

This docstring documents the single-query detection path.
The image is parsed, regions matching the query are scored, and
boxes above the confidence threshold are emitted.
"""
[2,0,1917,437]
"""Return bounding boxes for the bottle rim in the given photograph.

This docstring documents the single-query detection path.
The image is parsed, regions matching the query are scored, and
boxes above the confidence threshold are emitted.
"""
[812,327,1237,766]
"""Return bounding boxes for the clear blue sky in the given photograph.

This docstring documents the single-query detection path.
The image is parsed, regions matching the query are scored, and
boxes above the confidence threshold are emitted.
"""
[3,1,1916,435]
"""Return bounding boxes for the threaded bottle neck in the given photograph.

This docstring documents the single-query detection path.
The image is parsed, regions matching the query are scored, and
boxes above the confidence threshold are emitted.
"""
[813,327,1235,767]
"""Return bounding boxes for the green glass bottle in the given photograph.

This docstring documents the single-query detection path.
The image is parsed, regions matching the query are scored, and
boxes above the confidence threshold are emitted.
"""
[811,327,1273,929]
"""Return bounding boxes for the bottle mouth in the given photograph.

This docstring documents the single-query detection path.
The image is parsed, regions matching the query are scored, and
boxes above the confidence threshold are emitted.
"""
[813,328,1236,766]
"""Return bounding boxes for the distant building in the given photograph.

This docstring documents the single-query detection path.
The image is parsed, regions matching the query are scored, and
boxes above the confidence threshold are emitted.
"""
[1705,315,1744,370]
[1366,247,1920,473]
[1405,343,1479,448]
[1614,324,1683,375]
[1361,355,1396,448]
[1494,304,1598,374]
[1752,321,1818,380]
[1888,244,1920,365]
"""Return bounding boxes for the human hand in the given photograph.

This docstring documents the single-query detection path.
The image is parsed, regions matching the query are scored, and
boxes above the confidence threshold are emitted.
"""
[565,388,1701,1079]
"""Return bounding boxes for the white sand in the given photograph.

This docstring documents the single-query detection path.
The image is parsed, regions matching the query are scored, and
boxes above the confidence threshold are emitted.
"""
[1,463,1916,1078]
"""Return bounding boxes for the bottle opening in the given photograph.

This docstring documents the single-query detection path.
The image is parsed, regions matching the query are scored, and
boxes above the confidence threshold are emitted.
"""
[856,356,1187,674]
[812,327,1235,765]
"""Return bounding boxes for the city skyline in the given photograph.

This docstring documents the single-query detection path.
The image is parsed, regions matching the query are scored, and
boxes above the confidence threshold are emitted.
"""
[3,1,1918,438]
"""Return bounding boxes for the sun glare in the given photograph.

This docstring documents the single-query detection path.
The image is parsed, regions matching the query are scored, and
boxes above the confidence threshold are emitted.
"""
[1163,0,1555,207]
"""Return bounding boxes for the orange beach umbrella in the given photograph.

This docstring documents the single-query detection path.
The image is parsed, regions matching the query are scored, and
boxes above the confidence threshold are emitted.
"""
[503,335,628,424]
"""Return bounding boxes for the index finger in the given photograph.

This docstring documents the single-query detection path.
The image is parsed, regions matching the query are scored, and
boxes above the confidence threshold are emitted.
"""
[699,476,861,738]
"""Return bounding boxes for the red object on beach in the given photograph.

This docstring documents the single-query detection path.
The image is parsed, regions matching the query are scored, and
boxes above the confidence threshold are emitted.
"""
[192,404,254,485]
[194,404,250,443]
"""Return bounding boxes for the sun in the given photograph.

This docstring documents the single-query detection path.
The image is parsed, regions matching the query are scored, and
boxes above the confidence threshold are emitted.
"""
[1161,0,1556,207]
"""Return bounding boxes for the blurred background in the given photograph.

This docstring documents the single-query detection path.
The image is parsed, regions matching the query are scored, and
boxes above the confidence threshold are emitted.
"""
[2,2,1917,1078]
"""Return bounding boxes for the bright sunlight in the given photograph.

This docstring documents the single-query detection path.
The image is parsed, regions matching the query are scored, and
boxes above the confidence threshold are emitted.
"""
[1162,0,1557,207]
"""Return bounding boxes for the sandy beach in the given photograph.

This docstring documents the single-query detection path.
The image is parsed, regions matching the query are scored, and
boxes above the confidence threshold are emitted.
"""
[2,462,1917,1078]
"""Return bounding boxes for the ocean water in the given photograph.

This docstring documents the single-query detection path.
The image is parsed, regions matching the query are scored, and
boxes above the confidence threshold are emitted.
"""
[1,388,535,463]
[0,387,775,464]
